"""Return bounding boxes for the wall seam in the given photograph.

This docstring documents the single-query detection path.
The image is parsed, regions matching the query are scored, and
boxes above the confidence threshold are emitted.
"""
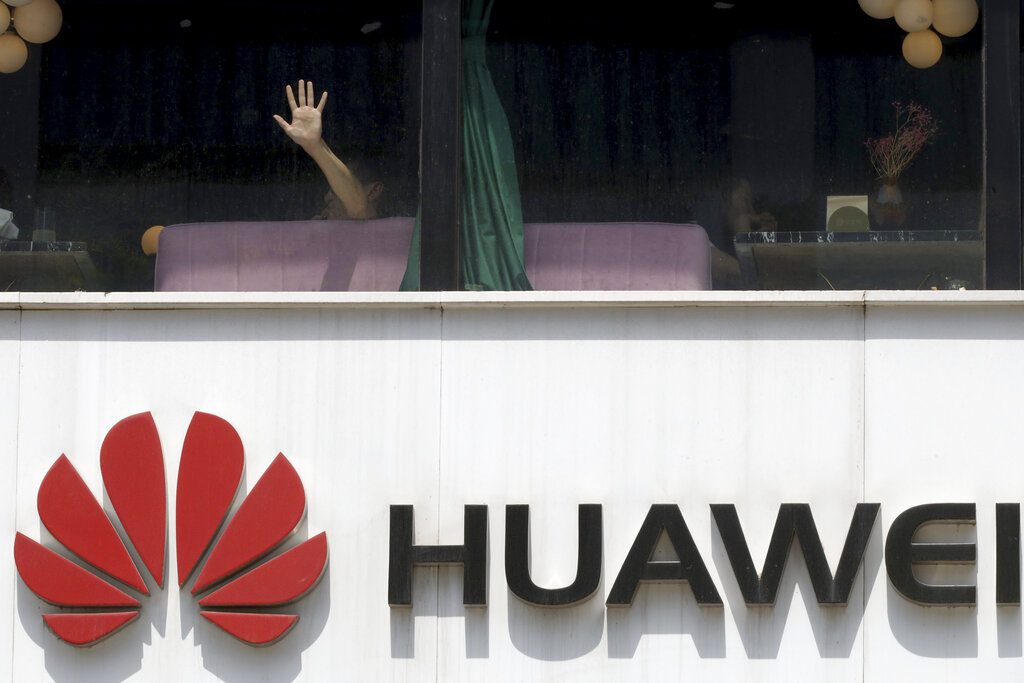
[435,304,445,683]
[10,307,22,682]
[861,296,868,683]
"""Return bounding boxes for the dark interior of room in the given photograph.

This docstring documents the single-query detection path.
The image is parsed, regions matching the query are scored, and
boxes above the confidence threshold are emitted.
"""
[0,0,985,289]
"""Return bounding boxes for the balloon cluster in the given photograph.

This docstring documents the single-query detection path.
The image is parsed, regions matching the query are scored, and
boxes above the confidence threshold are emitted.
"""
[0,0,62,74]
[858,0,979,69]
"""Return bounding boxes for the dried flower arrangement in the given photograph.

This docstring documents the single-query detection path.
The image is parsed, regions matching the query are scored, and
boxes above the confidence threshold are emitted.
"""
[865,101,939,181]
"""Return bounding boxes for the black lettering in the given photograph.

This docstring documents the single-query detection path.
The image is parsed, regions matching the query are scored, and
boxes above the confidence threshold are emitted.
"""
[884,503,976,606]
[997,503,1021,605]
[711,503,879,605]
[606,504,722,606]
[505,504,602,606]
[388,504,488,606]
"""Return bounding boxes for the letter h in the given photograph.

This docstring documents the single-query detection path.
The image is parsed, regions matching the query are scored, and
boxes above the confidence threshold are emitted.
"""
[388,505,488,606]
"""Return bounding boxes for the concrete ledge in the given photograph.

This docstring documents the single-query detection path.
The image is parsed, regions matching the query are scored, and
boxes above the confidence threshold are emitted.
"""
[2,289,1024,311]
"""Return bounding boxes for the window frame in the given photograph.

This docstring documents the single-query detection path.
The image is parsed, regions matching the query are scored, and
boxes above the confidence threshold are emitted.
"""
[984,0,1022,288]
[419,0,464,290]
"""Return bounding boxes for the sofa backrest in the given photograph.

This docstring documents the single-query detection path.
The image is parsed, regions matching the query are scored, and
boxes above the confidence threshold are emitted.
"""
[523,222,710,291]
[154,218,710,291]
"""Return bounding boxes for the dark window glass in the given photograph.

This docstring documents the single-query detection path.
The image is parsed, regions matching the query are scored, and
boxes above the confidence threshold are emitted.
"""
[485,0,987,290]
[0,0,421,292]
[0,0,1005,294]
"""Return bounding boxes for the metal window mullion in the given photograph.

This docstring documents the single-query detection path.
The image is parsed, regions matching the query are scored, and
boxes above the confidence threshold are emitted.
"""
[983,0,1022,288]
[418,0,463,290]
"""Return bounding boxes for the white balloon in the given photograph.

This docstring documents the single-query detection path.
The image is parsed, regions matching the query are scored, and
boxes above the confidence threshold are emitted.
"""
[858,0,897,19]
[2,0,37,7]
[0,32,27,74]
[894,0,934,32]
[932,0,978,37]
[902,29,943,69]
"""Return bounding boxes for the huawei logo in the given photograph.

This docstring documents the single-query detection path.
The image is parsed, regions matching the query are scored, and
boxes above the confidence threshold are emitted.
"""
[14,411,329,647]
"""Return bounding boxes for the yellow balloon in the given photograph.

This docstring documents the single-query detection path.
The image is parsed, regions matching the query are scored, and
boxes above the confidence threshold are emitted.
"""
[0,4,9,34]
[141,225,164,256]
[12,0,61,44]
[903,29,943,69]
[894,0,933,32]
[0,32,27,74]
[932,0,978,37]
[858,0,897,19]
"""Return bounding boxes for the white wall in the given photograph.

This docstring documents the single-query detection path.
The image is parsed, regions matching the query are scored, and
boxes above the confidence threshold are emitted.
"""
[1,293,1023,681]
[1,310,19,681]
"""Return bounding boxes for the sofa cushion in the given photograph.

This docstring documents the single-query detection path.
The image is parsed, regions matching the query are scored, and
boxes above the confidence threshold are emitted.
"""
[154,218,710,291]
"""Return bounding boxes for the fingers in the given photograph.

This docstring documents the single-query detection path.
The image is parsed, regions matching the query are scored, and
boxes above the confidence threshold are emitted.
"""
[272,114,290,132]
[286,79,324,110]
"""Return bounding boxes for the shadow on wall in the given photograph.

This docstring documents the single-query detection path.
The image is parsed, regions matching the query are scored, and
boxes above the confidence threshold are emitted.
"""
[390,568,491,659]
[180,511,332,683]
[607,583,727,658]
[16,525,329,683]
[390,569,447,659]
[507,581,605,661]
[885,579,979,658]
[14,523,156,682]
[191,567,331,683]
[708,516,884,659]
[388,510,887,662]
[18,580,148,683]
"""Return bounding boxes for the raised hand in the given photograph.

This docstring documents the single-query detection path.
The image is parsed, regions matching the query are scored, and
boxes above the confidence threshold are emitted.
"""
[273,79,328,151]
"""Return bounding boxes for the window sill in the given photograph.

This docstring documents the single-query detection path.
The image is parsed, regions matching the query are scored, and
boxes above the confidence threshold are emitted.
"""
[3,290,1024,311]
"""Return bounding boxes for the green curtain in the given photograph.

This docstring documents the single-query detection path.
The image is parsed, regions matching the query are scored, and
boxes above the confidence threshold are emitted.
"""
[400,0,532,291]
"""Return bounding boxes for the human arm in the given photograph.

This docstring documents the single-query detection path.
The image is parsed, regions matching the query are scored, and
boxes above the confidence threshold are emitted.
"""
[273,79,376,219]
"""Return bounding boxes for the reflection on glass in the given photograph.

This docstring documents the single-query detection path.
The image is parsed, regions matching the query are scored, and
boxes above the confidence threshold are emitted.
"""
[485,1,984,290]
[0,0,421,291]
[0,0,990,293]
[400,0,531,292]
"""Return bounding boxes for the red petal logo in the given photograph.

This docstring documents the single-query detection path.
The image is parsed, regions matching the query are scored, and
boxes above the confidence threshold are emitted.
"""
[101,411,166,589]
[176,412,244,588]
[14,411,329,647]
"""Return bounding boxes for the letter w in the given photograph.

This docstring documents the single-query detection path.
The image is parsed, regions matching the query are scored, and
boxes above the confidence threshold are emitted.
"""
[710,503,879,606]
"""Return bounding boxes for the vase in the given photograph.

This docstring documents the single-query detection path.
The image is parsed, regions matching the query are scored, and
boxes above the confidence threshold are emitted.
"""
[868,176,907,230]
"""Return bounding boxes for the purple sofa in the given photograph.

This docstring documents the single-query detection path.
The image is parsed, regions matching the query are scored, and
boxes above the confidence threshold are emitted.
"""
[153,218,711,291]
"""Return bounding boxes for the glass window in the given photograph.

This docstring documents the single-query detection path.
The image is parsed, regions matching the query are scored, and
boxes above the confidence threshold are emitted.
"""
[0,0,421,292]
[0,0,1007,294]
[484,0,987,290]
